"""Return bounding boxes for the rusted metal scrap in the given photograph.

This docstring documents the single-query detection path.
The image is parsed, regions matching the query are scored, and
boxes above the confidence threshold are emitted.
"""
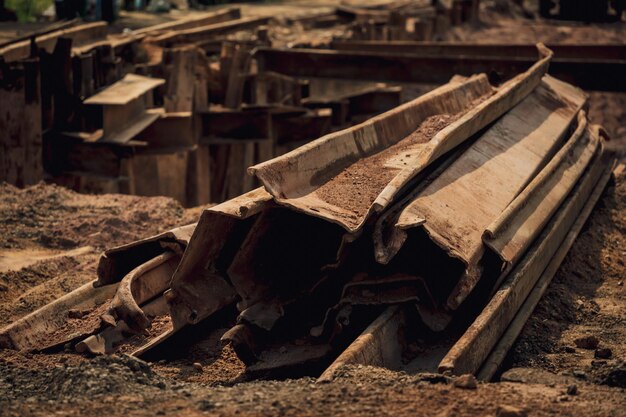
[0,224,194,353]
[375,75,588,312]
[166,47,571,375]
[249,45,551,233]
[320,111,613,383]
[0,43,615,384]
[439,121,609,376]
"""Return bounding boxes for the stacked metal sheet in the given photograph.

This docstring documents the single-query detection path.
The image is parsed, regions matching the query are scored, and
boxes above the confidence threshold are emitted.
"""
[0,45,615,379]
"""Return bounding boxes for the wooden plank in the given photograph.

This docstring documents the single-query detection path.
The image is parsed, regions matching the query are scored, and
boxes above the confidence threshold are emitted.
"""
[199,106,271,140]
[0,19,80,49]
[255,137,275,165]
[164,46,196,113]
[97,224,195,285]
[224,44,252,109]
[317,129,611,382]
[72,33,145,57]
[302,85,401,124]
[73,52,96,99]
[209,144,230,202]
[484,111,597,267]
[45,135,125,176]
[0,281,118,350]
[187,145,211,206]
[202,137,267,146]
[345,86,401,118]
[225,143,249,199]
[0,59,43,187]
[194,60,210,112]
[101,110,161,144]
[130,148,190,204]
[23,59,43,186]
[242,142,257,194]
[252,71,304,106]
[156,150,189,205]
[167,188,269,328]
[302,98,349,126]
[375,45,552,227]
[51,38,75,131]
[336,5,389,23]
[318,306,405,382]
[135,111,196,148]
[130,153,159,196]
[248,74,492,230]
[272,108,332,145]
[84,74,165,144]
[102,97,146,134]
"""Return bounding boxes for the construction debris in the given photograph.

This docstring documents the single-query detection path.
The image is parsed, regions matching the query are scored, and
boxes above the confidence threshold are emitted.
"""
[0,35,617,388]
[0,3,625,415]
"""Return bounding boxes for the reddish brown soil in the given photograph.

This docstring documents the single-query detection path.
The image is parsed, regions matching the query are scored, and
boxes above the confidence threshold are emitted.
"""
[508,167,626,385]
[315,113,462,226]
[115,315,174,355]
[37,300,112,350]
[1,5,626,417]
[0,255,93,327]
[0,182,198,252]
[0,349,87,369]
[0,183,200,326]
[153,343,246,386]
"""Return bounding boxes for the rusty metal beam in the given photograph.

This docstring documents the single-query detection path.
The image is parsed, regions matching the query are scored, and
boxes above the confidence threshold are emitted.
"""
[439,127,609,375]
[477,159,616,381]
[153,16,271,47]
[255,47,626,92]
[251,47,552,233]
[331,41,626,61]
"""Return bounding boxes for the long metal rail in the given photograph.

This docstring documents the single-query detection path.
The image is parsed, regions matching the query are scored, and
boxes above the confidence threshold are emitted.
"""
[255,47,626,92]
[330,41,626,61]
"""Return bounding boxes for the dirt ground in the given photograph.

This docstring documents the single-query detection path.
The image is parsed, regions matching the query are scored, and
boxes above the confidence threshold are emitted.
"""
[0,182,202,328]
[1,2,626,416]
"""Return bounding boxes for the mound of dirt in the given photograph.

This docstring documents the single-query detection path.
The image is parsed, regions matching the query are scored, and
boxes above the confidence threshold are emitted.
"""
[0,182,201,327]
[0,355,166,403]
[509,173,626,387]
[0,182,191,251]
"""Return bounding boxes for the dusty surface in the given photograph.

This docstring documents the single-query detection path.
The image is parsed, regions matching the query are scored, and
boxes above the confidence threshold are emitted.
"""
[115,315,174,355]
[36,300,112,350]
[0,182,200,327]
[588,91,626,153]
[0,148,623,417]
[0,359,624,417]
[315,113,464,226]
[508,168,626,387]
[1,3,626,416]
